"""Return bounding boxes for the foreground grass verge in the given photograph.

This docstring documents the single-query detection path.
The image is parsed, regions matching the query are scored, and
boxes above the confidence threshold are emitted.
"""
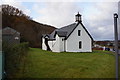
[17,48,116,78]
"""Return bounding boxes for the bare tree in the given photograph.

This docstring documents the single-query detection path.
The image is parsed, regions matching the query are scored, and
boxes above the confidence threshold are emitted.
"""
[2,4,31,20]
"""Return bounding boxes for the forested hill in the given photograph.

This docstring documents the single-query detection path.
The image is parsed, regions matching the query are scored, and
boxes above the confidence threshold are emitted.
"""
[2,5,56,48]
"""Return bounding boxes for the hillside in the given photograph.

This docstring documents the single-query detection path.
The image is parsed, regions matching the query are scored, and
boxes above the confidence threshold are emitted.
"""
[2,5,56,48]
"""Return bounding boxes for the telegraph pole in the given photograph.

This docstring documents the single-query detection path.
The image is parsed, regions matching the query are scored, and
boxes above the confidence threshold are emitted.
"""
[114,13,119,80]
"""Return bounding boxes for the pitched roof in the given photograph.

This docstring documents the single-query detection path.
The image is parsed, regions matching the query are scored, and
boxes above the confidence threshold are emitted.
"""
[42,34,50,38]
[49,23,77,40]
[57,23,77,38]
[2,27,20,35]
[45,22,93,41]
[55,31,67,37]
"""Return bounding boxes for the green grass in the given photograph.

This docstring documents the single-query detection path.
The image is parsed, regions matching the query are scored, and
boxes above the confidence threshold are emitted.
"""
[18,48,117,78]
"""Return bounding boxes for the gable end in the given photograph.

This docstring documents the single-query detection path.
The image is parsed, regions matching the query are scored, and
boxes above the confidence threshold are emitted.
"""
[65,23,93,41]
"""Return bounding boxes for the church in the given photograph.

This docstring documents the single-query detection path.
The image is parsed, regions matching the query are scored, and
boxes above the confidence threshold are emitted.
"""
[42,12,93,52]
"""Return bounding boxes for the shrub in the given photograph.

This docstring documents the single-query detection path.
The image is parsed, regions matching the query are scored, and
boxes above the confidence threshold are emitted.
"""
[2,42,29,78]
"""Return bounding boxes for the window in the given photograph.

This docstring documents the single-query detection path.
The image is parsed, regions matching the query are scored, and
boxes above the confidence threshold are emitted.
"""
[78,30,81,36]
[14,37,19,40]
[79,41,82,49]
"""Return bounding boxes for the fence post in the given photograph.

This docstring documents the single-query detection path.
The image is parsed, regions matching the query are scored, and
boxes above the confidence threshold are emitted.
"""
[0,51,3,80]
[0,51,5,80]
[114,13,119,80]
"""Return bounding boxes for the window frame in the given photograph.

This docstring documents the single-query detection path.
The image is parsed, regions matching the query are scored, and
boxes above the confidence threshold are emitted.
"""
[78,30,81,36]
[79,41,82,49]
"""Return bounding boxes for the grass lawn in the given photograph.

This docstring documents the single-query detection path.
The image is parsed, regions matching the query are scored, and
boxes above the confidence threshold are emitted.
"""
[17,48,117,78]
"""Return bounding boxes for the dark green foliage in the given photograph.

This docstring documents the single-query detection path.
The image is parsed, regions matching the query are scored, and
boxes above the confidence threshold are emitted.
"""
[2,42,29,78]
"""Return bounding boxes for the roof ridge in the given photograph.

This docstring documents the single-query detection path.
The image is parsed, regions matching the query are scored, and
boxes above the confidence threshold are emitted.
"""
[59,23,76,30]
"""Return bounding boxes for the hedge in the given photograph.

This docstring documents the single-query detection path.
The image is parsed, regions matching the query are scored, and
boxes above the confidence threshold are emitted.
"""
[3,42,29,78]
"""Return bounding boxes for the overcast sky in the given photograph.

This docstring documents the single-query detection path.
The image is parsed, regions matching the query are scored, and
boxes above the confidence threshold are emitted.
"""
[1,0,120,41]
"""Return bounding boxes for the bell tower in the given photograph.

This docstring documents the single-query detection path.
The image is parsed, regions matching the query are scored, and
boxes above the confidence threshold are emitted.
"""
[75,12,82,23]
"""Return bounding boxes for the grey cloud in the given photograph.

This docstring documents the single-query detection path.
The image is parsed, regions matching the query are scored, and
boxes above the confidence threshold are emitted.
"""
[82,2,117,40]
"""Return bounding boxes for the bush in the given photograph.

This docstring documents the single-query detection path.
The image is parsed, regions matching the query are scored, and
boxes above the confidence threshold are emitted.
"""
[2,42,29,78]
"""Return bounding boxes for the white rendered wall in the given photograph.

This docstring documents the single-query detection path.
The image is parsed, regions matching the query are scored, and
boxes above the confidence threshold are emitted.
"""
[59,37,65,52]
[66,24,92,52]
[42,38,47,50]
[48,41,55,51]
[48,36,65,52]
[51,35,60,52]
[42,35,62,52]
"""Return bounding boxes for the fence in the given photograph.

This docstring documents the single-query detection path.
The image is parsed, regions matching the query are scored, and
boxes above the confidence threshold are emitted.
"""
[0,51,5,80]
[0,51,3,80]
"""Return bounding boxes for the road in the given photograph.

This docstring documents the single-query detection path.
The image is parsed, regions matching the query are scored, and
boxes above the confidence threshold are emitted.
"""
[97,45,120,56]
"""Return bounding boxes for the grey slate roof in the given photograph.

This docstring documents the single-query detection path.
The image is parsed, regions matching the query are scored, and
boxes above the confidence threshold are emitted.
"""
[55,31,67,37]
[57,23,76,37]
[44,22,93,41]
[49,23,77,40]
[42,34,50,38]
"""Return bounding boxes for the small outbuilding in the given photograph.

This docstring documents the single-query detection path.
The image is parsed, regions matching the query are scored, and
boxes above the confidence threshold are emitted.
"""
[2,27,20,45]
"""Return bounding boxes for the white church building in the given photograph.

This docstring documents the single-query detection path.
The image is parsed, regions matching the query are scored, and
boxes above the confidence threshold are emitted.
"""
[42,12,93,52]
